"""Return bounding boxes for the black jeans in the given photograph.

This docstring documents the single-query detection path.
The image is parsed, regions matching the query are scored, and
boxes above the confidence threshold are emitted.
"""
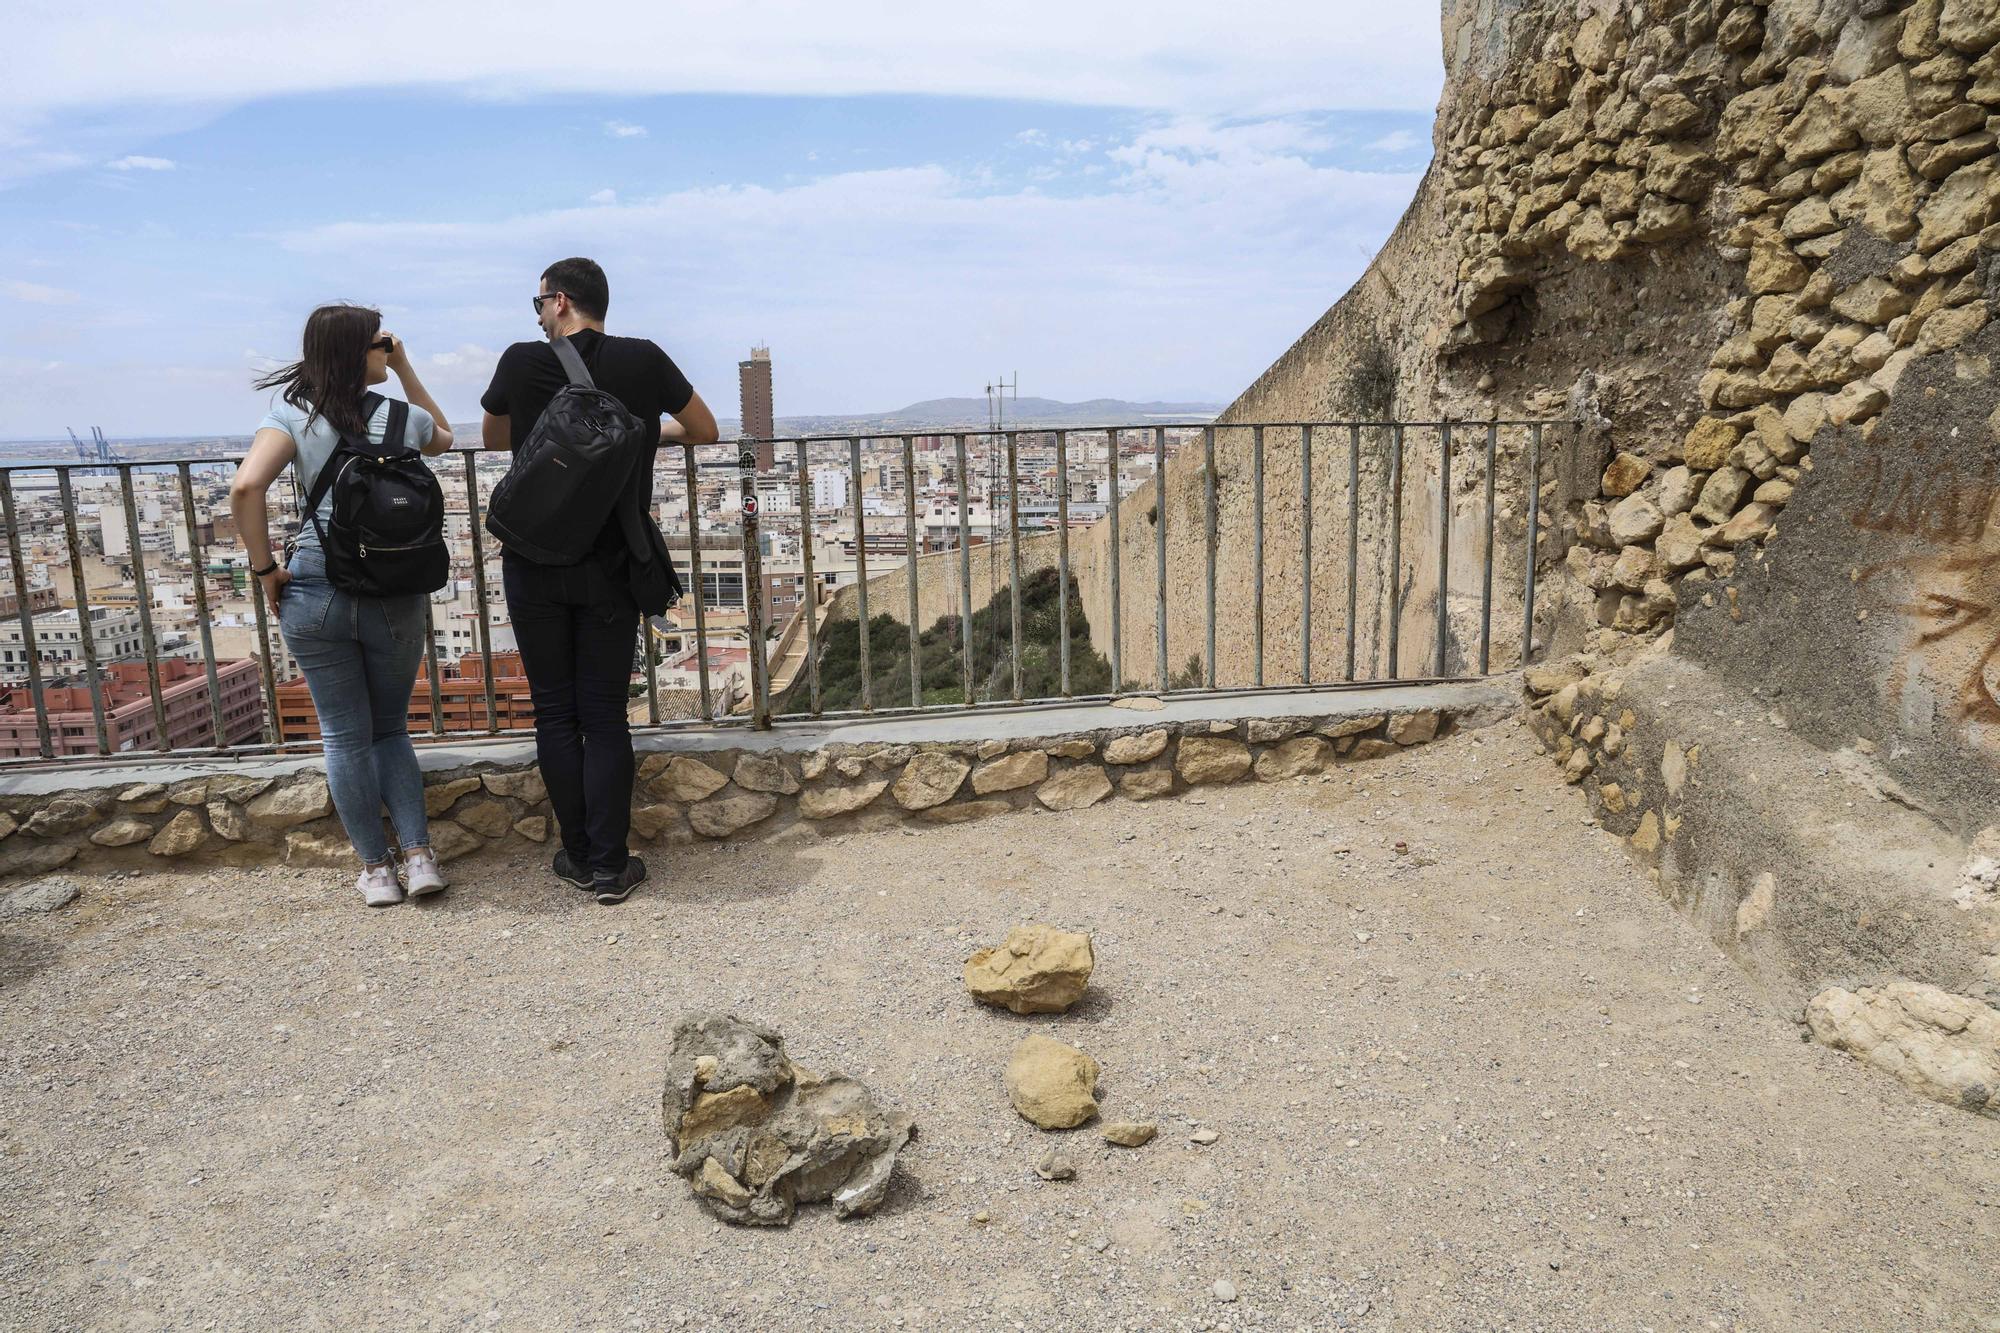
[503,552,639,875]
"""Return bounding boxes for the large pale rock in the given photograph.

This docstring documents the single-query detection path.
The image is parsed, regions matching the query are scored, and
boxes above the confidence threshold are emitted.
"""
[662,1013,916,1225]
[1693,467,1753,524]
[1916,159,1994,252]
[1118,769,1175,801]
[206,800,253,843]
[429,821,484,862]
[24,798,99,838]
[1806,982,2000,1115]
[1657,513,1707,570]
[513,816,548,843]
[246,778,331,830]
[798,779,889,819]
[971,750,1048,795]
[1387,710,1441,745]
[482,768,547,804]
[454,798,515,839]
[892,753,970,810]
[423,776,482,816]
[284,825,350,865]
[732,754,800,795]
[1606,493,1665,545]
[1317,714,1386,739]
[149,809,209,857]
[630,804,690,842]
[204,775,274,804]
[1941,0,2000,53]
[118,783,167,815]
[1005,1035,1100,1130]
[1037,766,1112,811]
[1682,418,1739,470]
[1176,736,1252,785]
[1852,148,1920,240]
[965,923,1095,1014]
[90,818,154,848]
[1103,729,1168,765]
[689,793,779,839]
[649,757,731,803]
[1601,452,1652,497]
[1254,736,1332,781]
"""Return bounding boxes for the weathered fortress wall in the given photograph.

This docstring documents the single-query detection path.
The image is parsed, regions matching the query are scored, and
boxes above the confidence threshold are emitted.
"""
[1152,0,2000,1110]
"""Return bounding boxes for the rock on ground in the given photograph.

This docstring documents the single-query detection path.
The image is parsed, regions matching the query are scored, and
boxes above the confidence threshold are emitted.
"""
[661,1013,916,1226]
[1005,1034,1099,1129]
[963,923,1095,1015]
[1805,981,2000,1115]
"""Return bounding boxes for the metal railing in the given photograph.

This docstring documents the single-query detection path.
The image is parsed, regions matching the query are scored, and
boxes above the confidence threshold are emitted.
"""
[0,418,1567,768]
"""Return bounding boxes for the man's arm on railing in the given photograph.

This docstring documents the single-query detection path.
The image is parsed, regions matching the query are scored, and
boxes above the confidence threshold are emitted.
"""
[662,389,719,446]
[229,427,298,607]
[482,413,511,452]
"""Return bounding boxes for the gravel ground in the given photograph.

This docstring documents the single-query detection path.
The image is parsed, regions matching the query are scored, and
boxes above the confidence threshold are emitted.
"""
[2,723,1996,1333]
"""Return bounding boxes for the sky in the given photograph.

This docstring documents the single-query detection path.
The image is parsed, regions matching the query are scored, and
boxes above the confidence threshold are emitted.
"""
[0,2,1444,438]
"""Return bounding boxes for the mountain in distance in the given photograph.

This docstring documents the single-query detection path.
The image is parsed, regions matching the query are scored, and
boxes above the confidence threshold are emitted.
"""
[735,396,1223,437]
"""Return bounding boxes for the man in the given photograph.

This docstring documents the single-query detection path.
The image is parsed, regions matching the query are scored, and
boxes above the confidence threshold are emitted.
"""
[481,258,718,903]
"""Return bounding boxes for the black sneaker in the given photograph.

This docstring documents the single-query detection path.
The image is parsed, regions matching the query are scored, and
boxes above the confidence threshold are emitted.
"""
[553,849,593,889]
[593,856,647,905]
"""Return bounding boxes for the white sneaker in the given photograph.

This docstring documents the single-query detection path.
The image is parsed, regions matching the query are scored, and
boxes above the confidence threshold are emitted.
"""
[402,846,447,898]
[358,862,404,908]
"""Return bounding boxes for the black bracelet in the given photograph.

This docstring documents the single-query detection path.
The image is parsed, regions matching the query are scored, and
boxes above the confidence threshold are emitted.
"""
[250,561,278,577]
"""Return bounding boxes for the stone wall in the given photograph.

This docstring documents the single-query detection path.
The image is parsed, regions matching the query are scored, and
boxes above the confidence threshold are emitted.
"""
[0,703,1472,880]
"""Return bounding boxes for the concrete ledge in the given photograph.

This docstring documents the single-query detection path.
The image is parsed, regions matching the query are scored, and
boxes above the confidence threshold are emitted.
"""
[0,679,1510,879]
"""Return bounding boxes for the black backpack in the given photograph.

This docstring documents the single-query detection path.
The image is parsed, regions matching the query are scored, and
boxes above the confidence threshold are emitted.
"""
[301,393,449,598]
[485,336,647,565]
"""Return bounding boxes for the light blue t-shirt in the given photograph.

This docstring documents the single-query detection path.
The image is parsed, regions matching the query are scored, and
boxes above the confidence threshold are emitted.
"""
[257,396,435,549]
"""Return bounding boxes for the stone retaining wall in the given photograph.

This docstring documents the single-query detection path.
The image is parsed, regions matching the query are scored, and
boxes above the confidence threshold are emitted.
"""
[0,705,1466,879]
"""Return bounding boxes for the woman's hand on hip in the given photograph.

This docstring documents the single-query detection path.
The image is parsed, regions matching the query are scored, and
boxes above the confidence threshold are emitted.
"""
[259,566,292,607]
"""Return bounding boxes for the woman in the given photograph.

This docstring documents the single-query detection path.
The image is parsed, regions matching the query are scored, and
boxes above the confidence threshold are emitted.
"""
[230,304,456,906]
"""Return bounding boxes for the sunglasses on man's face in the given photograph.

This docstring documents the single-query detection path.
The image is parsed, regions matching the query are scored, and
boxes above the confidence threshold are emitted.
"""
[532,292,564,314]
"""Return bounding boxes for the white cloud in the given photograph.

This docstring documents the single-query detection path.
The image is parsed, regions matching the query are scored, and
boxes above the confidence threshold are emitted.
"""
[4,3,1443,147]
[1014,129,1048,146]
[272,116,1421,413]
[603,120,647,139]
[588,188,618,205]
[106,154,174,170]
[5,279,79,304]
[1365,129,1420,153]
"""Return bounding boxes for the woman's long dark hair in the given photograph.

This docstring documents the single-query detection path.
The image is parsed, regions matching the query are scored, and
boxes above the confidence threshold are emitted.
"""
[253,303,380,439]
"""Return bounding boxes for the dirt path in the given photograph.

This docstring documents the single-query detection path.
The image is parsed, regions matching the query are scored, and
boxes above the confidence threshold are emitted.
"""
[3,724,1995,1332]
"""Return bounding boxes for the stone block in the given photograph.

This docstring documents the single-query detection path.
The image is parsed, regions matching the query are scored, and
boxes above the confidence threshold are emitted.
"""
[454,798,515,840]
[482,768,548,804]
[1036,766,1112,811]
[90,817,153,847]
[689,793,780,839]
[732,754,799,795]
[799,779,890,819]
[423,776,482,816]
[971,750,1048,795]
[1175,736,1251,785]
[892,752,971,809]
[649,757,731,803]
[148,809,209,857]
[1118,769,1175,801]
[1387,710,1442,745]
[1103,729,1168,765]
[1253,736,1332,781]
[246,778,330,830]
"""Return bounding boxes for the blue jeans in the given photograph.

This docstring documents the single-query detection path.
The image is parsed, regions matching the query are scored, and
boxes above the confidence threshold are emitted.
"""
[279,547,431,864]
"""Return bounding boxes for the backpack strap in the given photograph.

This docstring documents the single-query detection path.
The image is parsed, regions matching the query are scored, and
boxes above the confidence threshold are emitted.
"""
[300,393,392,536]
[550,335,595,389]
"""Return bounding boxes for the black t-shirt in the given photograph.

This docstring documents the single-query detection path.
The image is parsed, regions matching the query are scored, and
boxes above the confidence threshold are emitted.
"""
[480,328,694,564]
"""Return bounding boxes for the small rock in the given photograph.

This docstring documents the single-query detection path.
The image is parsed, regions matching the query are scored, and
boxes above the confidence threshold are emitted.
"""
[1213,1280,1238,1303]
[1100,1121,1158,1148]
[1034,1149,1076,1181]
[1189,1128,1221,1145]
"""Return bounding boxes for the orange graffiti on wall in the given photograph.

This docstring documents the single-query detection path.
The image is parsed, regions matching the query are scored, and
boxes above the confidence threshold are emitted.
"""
[1851,449,2000,743]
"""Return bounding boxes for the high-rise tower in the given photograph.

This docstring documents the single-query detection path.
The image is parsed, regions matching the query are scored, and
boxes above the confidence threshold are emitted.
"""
[738,346,774,470]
